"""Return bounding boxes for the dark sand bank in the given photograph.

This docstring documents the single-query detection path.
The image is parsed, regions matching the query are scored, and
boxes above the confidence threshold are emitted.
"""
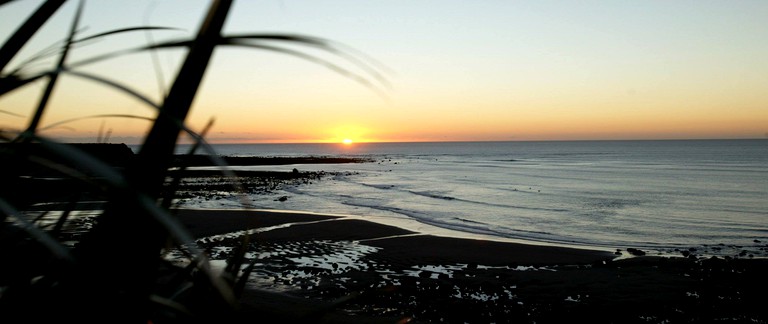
[174,209,768,323]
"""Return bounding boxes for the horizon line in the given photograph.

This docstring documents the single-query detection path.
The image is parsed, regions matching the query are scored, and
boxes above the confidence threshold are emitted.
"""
[174,137,767,145]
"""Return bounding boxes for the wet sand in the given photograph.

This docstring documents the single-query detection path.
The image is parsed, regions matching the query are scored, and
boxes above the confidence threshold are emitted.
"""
[175,208,768,323]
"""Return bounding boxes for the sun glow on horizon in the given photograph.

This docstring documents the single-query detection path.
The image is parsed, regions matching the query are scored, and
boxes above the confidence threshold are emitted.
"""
[342,139,353,145]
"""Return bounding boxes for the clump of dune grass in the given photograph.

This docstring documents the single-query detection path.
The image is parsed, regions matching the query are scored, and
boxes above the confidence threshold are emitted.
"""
[0,0,387,322]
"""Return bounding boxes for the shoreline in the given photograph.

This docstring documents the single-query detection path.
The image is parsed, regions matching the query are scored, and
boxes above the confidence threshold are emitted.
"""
[171,207,768,323]
[174,208,617,265]
[176,206,768,261]
[177,207,619,254]
[11,143,764,261]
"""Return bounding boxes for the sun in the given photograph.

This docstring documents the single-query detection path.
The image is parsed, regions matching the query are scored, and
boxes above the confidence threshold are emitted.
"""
[342,139,354,145]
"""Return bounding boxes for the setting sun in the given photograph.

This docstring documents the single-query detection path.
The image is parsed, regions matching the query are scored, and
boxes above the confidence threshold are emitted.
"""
[342,139,354,145]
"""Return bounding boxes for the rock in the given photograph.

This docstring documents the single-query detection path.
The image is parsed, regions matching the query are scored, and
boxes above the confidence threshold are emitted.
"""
[626,248,646,256]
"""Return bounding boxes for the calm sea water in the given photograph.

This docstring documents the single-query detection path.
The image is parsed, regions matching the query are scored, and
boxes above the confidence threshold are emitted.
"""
[167,140,768,256]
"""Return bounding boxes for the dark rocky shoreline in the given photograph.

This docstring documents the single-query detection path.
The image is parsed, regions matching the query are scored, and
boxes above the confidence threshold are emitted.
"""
[1,143,369,206]
[171,155,373,167]
[170,169,354,202]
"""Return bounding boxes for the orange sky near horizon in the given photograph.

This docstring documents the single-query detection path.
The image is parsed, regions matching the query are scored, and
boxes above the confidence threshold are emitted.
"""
[1,1,767,144]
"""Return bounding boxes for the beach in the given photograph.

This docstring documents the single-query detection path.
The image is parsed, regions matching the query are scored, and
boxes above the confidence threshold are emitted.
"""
[174,208,768,323]
[4,145,767,323]
[171,140,768,259]
[76,148,768,322]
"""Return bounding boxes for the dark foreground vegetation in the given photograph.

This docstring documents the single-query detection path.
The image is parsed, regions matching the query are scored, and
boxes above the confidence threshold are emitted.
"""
[1,0,388,322]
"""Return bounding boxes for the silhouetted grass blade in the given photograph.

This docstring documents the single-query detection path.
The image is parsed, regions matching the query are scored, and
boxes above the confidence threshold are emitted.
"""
[0,0,65,72]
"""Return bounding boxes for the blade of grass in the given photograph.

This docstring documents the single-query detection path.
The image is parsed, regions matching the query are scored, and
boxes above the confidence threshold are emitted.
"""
[76,1,238,310]
[25,134,238,306]
[0,109,24,117]
[0,198,73,261]
[51,196,79,236]
[5,34,390,104]
[144,2,170,99]
[223,40,389,100]
[3,26,89,77]
[160,118,215,210]
[148,294,194,317]
[39,114,155,132]
[4,36,390,101]
[102,128,111,143]
[5,26,179,77]
[31,209,51,224]
[136,194,238,306]
[177,132,255,210]
[75,26,181,44]
[0,0,66,73]
[60,69,160,108]
[226,33,392,89]
[233,261,255,297]
[135,0,232,198]
[19,0,83,140]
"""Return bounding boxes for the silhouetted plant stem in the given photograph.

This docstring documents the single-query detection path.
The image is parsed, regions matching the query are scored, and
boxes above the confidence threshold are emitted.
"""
[0,0,65,73]
[1,0,388,320]
[21,0,81,139]
[160,118,215,210]
[73,1,235,319]
[136,0,231,198]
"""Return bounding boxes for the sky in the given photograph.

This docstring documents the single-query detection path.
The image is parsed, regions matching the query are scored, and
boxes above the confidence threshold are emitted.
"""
[1,0,767,144]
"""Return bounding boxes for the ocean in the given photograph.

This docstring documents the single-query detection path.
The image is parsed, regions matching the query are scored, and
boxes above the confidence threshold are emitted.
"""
[166,139,767,257]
